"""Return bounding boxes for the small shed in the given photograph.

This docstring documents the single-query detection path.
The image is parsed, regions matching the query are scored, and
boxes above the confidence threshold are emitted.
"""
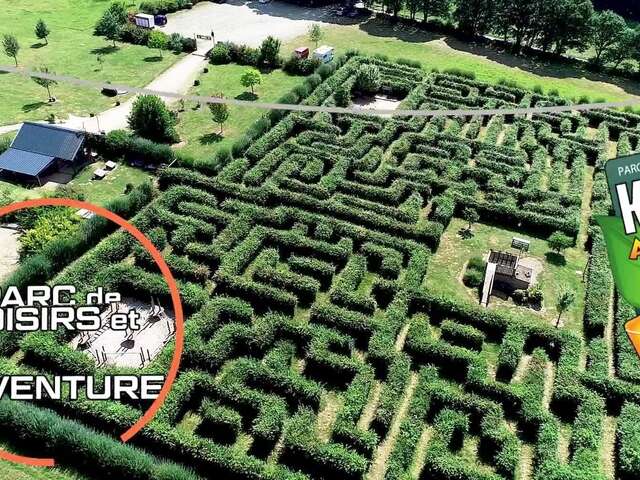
[134,13,155,29]
[294,47,309,59]
[0,123,87,185]
[313,45,334,63]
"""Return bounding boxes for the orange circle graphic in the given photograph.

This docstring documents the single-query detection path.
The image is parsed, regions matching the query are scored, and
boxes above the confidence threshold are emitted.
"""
[0,198,184,467]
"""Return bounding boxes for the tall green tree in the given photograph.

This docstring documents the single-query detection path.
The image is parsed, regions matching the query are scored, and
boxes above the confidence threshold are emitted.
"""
[98,11,122,47]
[535,0,593,54]
[2,34,20,67]
[589,10,627,66]
[420,0,450,23]
[35,19,50,45]
[31,66,58,102]
[209,98,230,134]
[240,68,262,94]
[128,95,178,143]
[495,0,537,52]
[308,24,324,48]
[454,0,496,38]
[604,26,640,68]
[259,36,281,68]
[384,0,404,18]
[94,1,128,35]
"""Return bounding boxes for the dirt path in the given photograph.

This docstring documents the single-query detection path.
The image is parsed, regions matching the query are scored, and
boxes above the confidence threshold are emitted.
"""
[367,372,418,480]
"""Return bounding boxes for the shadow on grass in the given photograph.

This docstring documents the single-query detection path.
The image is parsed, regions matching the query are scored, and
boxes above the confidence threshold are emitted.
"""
[357,16,640,98]
[144,56,163,62]
[21,101,48,113]
[30,42,46,49]
[90,45,119,55]
[545,251,567,266]
[235,92,258,101]
[199,132,223,145]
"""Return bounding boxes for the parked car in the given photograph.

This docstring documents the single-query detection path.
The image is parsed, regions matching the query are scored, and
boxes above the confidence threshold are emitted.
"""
[154,14,167,26]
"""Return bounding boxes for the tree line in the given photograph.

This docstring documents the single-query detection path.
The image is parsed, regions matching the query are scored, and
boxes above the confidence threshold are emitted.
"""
[372,0,640,70]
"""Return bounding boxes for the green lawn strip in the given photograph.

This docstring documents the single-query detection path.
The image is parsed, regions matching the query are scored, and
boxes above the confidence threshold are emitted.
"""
[283,22,639,103]
[175,64,304,159]
[0,162,151,205]
[0,442,86,480]
[69,162,152,206]
[0,0,183,126]
[424,218,587,333]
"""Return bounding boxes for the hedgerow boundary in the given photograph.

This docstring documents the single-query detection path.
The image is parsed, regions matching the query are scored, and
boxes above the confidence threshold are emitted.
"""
[0,52,639,480]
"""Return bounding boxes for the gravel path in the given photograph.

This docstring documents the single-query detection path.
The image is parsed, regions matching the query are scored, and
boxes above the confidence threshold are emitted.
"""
[0,227,20,283]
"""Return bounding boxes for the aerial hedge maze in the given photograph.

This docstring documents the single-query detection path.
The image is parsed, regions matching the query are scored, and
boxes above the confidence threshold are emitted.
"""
[1,55,640,480]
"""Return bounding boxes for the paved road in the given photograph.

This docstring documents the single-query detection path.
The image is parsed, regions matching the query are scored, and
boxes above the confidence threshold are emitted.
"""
[162,0,336,48]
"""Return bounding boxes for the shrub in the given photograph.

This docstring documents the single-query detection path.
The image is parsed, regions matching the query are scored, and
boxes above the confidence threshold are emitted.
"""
[463,256,485,288]
[128,95,179,143]
[210,42,232,64]
[354,64,381,95]
[283,55,320,75]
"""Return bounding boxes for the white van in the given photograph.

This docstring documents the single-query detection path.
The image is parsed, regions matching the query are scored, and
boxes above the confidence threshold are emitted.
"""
[313,46,334,64]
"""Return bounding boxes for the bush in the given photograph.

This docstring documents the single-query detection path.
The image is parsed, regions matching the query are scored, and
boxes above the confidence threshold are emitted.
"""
[128,95,179,143]
[354,64,381,95]
[463,256,485,288]
[210,42,232,64]
[283,55,321,75]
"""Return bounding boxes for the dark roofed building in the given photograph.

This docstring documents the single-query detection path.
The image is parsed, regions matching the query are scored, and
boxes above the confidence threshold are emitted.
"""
[0,122,87,185]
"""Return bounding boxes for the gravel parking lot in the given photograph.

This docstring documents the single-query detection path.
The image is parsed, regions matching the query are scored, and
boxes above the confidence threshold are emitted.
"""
[162,0,341,48]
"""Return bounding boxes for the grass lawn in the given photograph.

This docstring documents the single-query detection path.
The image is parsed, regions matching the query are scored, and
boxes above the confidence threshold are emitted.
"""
[0,162,151,206]
[175,64,305,159]
[283,19,640,103]
[0,0,182,126]
[424,218,587,333]
[0,443,86,480]
[69,161,151,205]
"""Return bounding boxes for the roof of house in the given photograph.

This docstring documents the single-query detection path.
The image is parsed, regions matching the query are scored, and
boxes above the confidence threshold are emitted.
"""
[11,122,85,162]
[0,148,56,176]
[488,250,518,276]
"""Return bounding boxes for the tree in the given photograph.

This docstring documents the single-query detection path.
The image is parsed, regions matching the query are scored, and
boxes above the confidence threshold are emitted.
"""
[354,64,381,95]
[555,290,575,327]
[421,0,450,23]
[589,10,627,66]
[494,0,537,52]
[259,36,281,68]
[240,68,262,94]
[384,0,404,17]
[209,98,229,134]
[604,27,640,69]
[127,95,178,143]
[2,34,20,67]
[98,11,122,47]
[462,207,479,231]
[534,0,593,55]
[94,1,128,35]
[31,66,58,102]
[148,30,167,58]
[547,231,573,254]
[308,24,324,48]
[35,19,50,45]
[454,0,496,38]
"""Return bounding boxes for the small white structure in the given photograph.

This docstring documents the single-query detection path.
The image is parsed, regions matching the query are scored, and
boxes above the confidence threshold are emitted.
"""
[313,45,334,64]
[134,13,155,29]
[93,168,107,180]
[105,160,117,171]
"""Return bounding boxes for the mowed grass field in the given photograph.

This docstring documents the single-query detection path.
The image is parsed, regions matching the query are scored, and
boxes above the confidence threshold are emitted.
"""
[0,0,182,126]
[425,218,588,333]
[175,64,304,159]
[0,443,86,480]
[283,19,640,103]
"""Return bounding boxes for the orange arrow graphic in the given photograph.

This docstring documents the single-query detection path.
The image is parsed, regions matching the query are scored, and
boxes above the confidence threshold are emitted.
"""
[625,315,640,358]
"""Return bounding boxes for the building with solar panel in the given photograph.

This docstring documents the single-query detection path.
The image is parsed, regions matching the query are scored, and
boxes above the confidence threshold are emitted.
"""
[0,122,87,185]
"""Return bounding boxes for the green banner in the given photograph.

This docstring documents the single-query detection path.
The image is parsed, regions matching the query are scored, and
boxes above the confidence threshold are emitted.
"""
[596,215,640,310]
